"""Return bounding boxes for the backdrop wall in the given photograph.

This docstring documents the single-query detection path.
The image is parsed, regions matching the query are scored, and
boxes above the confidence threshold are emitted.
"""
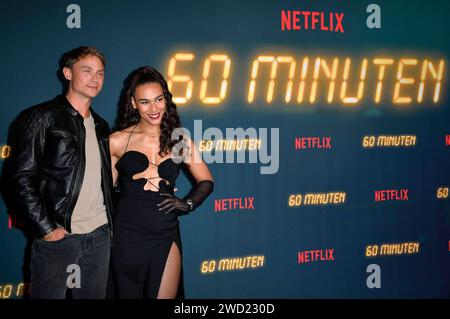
[0,0,449,298]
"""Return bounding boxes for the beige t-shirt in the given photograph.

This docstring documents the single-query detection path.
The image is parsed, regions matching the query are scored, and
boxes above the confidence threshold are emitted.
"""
[71,112,108,234]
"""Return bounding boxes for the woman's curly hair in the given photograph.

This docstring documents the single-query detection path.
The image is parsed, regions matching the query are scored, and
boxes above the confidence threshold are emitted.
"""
[117,66,182,157]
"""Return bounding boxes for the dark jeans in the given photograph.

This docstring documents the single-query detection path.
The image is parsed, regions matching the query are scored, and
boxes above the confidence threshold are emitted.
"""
[30,224,110,299]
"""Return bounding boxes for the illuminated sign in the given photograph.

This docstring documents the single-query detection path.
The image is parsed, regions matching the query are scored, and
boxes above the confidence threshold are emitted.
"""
[1,145,10,159]
[362,135,416,148]
[201,255,265,274]
[199,139,262,152]
[437,187,449,199]
[365,242,420,257]
[288,192,346,207]
[167,53,445,107]
[0,283,30,299]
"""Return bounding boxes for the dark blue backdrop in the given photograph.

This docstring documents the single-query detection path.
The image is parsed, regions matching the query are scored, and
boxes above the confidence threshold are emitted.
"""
[0,0,449,298]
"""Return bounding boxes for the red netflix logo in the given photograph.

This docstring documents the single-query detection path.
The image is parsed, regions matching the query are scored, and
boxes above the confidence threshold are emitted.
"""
[374,189,409,202]
[281,10,344,33]
[214,197,255,212]
[445,134,450,146]
[298,248,335,264]
[295,137,332,149]
[8,214,26,229]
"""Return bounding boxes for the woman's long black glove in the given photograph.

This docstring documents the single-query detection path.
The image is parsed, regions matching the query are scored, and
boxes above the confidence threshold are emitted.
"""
[157,193,190,215]
[158,180,214,215]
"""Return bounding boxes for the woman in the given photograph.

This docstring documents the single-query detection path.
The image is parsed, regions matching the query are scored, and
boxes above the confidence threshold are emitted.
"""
[109,66,214,299]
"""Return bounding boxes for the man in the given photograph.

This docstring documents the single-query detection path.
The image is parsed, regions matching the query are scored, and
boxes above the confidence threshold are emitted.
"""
[8,46,113,298]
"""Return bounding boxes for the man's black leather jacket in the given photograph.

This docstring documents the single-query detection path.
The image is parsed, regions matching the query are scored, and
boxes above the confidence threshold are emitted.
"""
[8,95,114,238]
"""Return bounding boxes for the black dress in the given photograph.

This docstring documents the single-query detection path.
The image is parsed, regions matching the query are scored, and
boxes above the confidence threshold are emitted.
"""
[110,132,184,298]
